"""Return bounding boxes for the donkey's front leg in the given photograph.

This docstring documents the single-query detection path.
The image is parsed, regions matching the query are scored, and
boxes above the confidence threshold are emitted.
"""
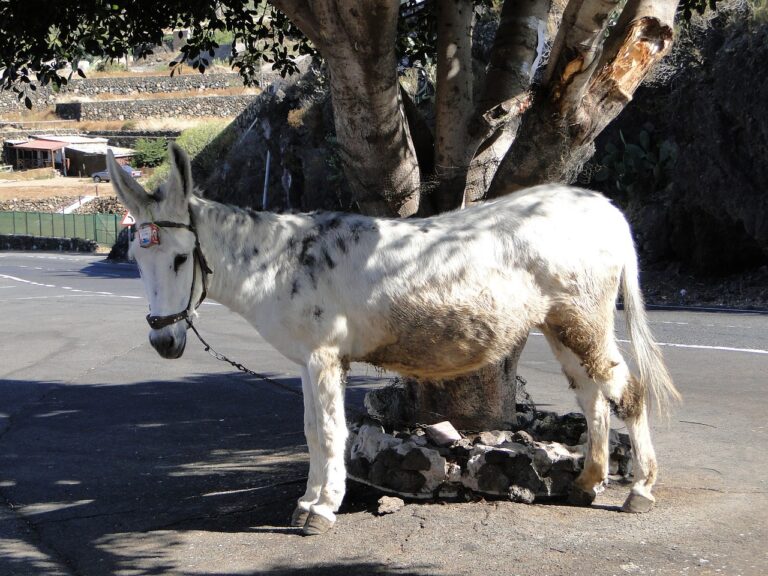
[290,366,324,528]
[299,348,348,536]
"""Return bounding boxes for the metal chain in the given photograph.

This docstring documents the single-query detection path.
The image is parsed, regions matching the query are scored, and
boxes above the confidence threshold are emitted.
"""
[185,319,302,397]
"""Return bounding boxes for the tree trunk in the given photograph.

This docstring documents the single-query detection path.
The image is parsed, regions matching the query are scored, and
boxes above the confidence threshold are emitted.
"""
[273,0,680,432]
[408,337,526,430]
[271,0,422,217]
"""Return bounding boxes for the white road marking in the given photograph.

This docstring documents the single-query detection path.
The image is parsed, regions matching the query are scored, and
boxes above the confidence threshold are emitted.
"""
[0,294,142,301]
[0,274,56,288]
[530,332,768,356]
[0,273,135,300]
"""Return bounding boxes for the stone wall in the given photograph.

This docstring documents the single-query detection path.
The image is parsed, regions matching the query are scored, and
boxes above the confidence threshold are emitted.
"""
[55,95,259,121]
[0,235,97,252]
[0,72,255,112]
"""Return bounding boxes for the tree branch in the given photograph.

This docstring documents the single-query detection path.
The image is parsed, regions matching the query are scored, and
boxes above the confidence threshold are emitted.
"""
[268,0,324,47]
[463,0,550,203]
[432,0,475,213]
[548,0,626,115]
[487,0,679,196]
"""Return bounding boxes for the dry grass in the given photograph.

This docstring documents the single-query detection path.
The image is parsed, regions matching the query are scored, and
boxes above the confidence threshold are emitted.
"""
[57,86,260,104]
[0,177,116,201]
[0,168,56,181]
[75,116,225,132]
[84,62,232,79]
[0,107,60,122]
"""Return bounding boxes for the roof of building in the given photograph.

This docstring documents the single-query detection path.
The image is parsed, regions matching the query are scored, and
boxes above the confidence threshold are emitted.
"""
[65,144,136,157]
[36,134,109,145]
[12,140,67,151]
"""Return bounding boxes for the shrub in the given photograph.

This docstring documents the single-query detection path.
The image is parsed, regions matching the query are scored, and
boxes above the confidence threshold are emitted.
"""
[146,120,231,189]
[133,138,167,168]
[594,123,678,202]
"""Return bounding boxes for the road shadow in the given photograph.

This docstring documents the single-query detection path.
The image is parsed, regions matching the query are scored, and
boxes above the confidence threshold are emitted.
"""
[79,258,140,279]
[0,373,373,576]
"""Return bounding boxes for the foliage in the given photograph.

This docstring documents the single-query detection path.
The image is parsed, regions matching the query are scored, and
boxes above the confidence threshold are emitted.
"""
[594,124,678,201]
[146,120,230,188]
[0,0,715,109]
[133,138,168,168]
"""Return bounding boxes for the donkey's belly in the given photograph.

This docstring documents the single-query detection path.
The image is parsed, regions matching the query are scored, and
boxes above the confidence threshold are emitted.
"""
[359,290,535,380]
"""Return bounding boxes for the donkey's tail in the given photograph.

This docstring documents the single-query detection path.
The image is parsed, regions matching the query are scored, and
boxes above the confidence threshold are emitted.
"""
[621,245,682,417]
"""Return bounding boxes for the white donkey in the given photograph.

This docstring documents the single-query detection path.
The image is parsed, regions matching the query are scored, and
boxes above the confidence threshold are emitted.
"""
[109,144,680,535]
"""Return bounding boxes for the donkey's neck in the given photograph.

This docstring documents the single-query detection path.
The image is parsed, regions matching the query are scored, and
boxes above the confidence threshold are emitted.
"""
[190,196,307,316]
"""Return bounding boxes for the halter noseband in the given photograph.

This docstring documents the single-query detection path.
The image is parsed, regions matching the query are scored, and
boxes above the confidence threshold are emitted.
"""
[143,213,213,330]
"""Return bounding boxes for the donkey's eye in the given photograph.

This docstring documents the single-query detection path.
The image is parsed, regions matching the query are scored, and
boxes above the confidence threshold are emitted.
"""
[173,254,188,272]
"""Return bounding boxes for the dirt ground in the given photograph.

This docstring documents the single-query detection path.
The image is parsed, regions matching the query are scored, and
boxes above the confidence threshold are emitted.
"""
[0,177,116,201]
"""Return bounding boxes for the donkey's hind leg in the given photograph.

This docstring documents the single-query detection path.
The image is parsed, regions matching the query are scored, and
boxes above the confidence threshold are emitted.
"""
[541,319,612,505]
[543,304,659,511]
[613,374,658,513]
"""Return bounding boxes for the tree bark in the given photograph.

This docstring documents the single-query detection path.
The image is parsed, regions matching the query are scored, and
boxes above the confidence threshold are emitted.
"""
[410,337,526,430]
[271,0,421,217]
[432,0,475,213]
[487,0,678,196]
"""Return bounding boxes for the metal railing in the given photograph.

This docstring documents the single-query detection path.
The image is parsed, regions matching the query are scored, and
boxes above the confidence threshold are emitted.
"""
[0,211,120,245]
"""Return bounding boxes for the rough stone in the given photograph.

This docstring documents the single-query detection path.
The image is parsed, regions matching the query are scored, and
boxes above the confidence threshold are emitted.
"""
[476,430,513,447]
[425,421,462,446]
[346,406,632,504]
[400,448,432,471]
[377,496,405,515]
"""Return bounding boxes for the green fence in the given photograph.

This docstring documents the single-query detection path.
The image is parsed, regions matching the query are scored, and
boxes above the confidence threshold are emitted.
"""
[0,211,120,245]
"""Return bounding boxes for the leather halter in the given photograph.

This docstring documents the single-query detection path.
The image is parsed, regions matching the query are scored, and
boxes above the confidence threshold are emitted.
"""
[144,212,213,330]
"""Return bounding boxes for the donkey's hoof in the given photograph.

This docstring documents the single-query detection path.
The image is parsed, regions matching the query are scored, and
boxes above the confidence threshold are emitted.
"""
[622,491,655,513]
[568,486,597,507]
[290,507,310,528]
[302,513,335,536]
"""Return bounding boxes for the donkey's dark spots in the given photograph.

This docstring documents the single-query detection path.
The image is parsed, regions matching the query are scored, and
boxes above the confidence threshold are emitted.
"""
[291,279,301,298]
[335,237,348,254]
[324,215,342,230]
[313,306,324,320]
[611,375,645,420]
[299,236,317,267]
[253,247,260,255]
[259,263,268,272]
[321,248,336,269]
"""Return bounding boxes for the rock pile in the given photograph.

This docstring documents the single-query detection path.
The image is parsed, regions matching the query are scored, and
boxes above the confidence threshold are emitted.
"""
[0,196,122,214]
[346,407,632,503]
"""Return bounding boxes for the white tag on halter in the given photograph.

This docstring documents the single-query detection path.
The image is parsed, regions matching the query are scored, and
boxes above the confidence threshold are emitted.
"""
[138,223,160,248]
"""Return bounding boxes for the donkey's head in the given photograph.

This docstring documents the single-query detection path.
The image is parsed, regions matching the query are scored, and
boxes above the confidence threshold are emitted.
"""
[109,143,206,359]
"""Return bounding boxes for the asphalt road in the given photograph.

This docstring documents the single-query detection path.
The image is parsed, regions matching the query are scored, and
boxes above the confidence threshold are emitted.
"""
[1,251,766,576]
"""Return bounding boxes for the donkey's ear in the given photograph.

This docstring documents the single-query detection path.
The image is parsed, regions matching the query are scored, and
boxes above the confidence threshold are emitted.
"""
[107,150,151,215]
[166,142,193,202]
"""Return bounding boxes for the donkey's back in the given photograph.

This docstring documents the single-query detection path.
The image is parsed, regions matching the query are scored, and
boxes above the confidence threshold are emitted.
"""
[289,185,636,381]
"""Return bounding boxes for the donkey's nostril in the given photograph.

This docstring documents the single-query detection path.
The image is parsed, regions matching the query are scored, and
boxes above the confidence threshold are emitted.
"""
[149,331,186,359]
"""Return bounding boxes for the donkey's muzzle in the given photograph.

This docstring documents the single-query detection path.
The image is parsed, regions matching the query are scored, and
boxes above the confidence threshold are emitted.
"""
[149,329,187,359]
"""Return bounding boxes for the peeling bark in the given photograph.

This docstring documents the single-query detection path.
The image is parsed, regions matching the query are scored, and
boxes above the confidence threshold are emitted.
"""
[488,0,678,196]
[548,0,625,114]
[463,0,550,204]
